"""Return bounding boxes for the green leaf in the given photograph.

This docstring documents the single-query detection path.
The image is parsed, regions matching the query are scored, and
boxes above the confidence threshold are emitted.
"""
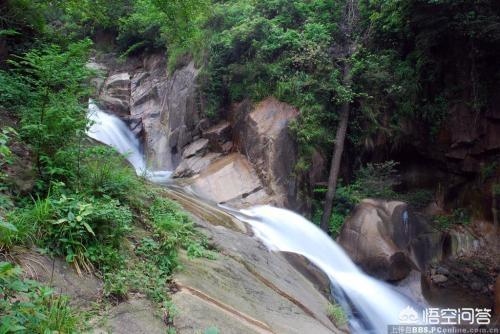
[0,262,14,273]
[82,222,95,236]
[54,218,67,224]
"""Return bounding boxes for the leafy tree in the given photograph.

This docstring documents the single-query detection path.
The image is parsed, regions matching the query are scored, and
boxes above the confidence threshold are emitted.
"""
[4,40,93,184]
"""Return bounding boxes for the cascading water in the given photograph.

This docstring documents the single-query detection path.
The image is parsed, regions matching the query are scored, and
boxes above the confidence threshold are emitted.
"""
[86,100,172,183]
[86,100,420,333]
[232,205,422,333]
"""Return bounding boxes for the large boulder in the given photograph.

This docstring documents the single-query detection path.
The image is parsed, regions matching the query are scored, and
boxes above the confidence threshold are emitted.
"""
[337,199,446,281]
[184,153,271,207]
[338,199,413,281]
[231,98,299,208]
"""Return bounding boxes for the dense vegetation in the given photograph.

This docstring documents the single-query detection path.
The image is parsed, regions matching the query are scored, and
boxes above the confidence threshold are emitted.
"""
[0,2,215,332]
[1,0,499,330]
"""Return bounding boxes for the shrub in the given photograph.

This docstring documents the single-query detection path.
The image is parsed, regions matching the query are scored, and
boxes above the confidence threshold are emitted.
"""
[4,40,93,187]
[433,208,471,230]
[328,212,345,237]
[8,192,131,274]
[0,209,36,251]
[0,262,79,333]
[145,197,214,274]
[79,146,146,210]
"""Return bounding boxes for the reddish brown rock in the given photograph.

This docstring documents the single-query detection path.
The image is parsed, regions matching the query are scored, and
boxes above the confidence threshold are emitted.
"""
[202,121,232,152]
[100,72,131,116]
[232,97,299,208]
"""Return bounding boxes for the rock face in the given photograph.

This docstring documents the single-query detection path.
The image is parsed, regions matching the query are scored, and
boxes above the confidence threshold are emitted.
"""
[338,198,492,300]
[166,190,339,334]
[336,198,470,281]
[338,199,415,281]
[92,298,166,334]
[185,153,269,207]
[16,250,102,308]
[100,72,131,116]
[97,54,300,209]
[232,98,299,208]
[98,53,202,170]
[171,98,299,208]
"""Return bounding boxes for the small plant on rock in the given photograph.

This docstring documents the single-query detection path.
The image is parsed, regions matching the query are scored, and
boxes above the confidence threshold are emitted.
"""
[327,302,348,327]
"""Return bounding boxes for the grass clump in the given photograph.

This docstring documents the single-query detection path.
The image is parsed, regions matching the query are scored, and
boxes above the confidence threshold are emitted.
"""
[100,194,215,304]
[7,190,132,275]
[327,302,348,327]
[0,261,80,333]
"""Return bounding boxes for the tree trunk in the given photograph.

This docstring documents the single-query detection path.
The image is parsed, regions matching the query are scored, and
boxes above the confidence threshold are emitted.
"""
[320,63,352,232]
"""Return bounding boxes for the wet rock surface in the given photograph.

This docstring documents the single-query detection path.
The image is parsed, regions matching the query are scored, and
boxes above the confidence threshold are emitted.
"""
[231,97,299,208]
[182,138,209,159]
[96,54,300,209]
[167,189,339,334]
[97,53,201,171]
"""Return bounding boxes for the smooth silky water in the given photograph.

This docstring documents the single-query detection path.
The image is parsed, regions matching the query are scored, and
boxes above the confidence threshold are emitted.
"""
[86,102,421,333]
[87,100,172,183]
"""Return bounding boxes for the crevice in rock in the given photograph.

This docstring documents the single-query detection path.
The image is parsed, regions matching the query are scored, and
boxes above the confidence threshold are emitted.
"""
[225,253,335,331]
[176,283,275,334]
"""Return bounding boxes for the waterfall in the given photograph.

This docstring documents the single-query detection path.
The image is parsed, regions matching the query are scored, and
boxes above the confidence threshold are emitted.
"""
[86,100,172,183]
[86,100,421,333]
[234,205,421,333]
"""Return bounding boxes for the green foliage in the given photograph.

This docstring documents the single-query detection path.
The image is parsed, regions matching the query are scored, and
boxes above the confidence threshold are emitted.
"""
[116,0,169,52]
[101,194,214,303]
[0,261,80,333]
[480,162,498,183]
[331,161,399,209]
[8,192,131,274]
[328,212,345,237]
[0,208,35,251]
[201,0,345,137]
[398,189,434,210]
[4,40,93,186]
[79,146,146,210]
[0,127,18,193]
[493,183,500,196]
[0,0,48,56]
[433,208,471,230]
[313,160,400,235]
[145,197,215,274]
[327,302,347,326]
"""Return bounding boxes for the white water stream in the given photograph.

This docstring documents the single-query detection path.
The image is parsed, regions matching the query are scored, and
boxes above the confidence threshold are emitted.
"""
[235,206,420,333]
[87,101,172,183]
[86,102,420,333]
